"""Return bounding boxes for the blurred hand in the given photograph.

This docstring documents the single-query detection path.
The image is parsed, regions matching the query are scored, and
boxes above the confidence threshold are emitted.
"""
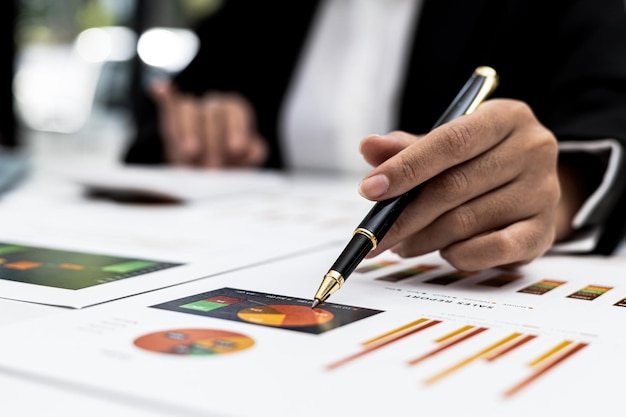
[358,99,563,271]
[150,79,268,168]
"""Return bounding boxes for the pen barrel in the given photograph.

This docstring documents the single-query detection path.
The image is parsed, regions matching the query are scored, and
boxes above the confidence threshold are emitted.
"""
[434,66,499,127]
[328,187,421,280]
[329,232,373,279]
[358,186,422,239]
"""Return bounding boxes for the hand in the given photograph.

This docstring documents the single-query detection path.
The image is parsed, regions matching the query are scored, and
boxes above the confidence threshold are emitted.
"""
[357,99,563,271]
[150,79,268,168]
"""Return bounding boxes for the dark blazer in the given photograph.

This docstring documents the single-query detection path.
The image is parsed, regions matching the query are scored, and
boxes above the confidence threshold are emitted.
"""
[125,0,626,255]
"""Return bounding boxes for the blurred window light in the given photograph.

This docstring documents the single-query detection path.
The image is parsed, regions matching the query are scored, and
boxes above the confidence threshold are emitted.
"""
[13,47,99,133]
[137,28,199,72]
[76,26,137,63]
[14,25,138,134]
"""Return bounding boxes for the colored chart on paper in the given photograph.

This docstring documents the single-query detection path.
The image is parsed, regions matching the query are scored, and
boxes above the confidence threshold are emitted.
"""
[567,285,612,301]
[133,328,254,355]
[517,279,566,295]
[152,287,382,335]
[237,304,334,327]
[423,270,477,285]
[477,273,522,288]
[325,317,589,399]
[355,260,399,273]
[375,264,439,283]
[613,298,626,307]
[0,242,180,290]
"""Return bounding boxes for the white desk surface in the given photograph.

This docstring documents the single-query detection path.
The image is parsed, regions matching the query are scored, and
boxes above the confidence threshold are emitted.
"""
[1,160,626,417]
[0,161,369,416]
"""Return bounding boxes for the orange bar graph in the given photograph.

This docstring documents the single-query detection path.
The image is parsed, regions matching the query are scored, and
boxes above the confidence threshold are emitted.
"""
[324,314,589,400]
[423,332,523,385]
[363,318,430,346]
[528,340,573,367]
[503,341,588,397]
[408,326,487,366]
[435,325,475,343]
[326,318,441,370]
[485,334,536,361]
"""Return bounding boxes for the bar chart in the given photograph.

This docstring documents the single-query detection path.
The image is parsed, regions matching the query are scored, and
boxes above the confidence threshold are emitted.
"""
[356,257,626,307]
[326,316,589,398]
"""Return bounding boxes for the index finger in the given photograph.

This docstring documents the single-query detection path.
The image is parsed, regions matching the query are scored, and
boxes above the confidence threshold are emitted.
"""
[358,100,513,200]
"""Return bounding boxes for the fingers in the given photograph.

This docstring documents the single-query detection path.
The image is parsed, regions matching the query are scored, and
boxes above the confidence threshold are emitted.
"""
[438,214,556,271]
[200,93,268,168]
[150,80,202,165]
[150,80,268,168]
[201,93,224,168]
[360,99,560,270]
[387,174,558,261]
[359,132,416,167]
[358,100,520,200]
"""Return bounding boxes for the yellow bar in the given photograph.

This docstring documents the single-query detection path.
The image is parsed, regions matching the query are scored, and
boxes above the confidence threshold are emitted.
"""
[424,332,522,385]
[504,342,588,398]
[528,340,573,367]
[362,318,429,346]
[434,325,475,343]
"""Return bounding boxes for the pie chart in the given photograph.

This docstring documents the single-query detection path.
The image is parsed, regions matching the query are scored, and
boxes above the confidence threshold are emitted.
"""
[133,328,254,355]
[237,304,334,327]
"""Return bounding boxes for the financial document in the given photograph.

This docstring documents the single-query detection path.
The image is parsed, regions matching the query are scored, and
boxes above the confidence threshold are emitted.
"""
[0,247,624,416]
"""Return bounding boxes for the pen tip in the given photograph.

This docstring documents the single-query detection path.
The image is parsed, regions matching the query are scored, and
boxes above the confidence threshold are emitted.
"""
[311,299,320,309]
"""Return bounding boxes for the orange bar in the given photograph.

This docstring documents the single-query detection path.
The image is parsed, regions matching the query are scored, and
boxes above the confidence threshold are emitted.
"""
[503,342,588,398]
[363,318,429,347]
[528,340,573,367]
[435,325,475,344]
[408,327,487,366]
[485,334,536,362]
[583,285,612,292]
[327,319,441,371]
[424,332,522,385]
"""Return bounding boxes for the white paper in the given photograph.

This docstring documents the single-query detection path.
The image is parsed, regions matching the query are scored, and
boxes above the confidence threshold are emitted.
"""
[55,164,288,202]
[0,247,625,416]
[0,168,372,308]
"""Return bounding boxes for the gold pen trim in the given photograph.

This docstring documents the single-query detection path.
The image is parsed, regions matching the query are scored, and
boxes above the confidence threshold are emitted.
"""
[313,270,345,304]
[353,227,378,251]
[466,66,499,114]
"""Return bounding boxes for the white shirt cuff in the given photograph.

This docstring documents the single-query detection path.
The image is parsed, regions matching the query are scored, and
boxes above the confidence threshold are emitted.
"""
[550,138,623,254]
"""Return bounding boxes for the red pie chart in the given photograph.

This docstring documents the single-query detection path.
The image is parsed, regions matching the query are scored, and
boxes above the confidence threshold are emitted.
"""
[134,328,254,355]
[237,304,334,327]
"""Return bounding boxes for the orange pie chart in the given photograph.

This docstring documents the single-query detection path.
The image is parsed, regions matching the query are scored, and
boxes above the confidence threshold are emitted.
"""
[237,305,334,327]
[134,328,254,355]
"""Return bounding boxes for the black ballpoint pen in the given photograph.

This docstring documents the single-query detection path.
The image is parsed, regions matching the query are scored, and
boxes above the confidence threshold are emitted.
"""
[311,66,499,307]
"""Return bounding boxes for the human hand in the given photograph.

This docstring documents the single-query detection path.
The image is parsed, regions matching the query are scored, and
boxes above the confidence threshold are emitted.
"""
[150,79,268,168]
[358,99,561,271]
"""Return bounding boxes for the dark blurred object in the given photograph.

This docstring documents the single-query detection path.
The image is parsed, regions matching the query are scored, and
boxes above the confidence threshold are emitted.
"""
[0,148,29,196]
[1,0,17,147]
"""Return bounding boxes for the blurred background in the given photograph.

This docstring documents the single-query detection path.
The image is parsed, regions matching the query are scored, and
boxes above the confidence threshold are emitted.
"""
[2,0,222,167]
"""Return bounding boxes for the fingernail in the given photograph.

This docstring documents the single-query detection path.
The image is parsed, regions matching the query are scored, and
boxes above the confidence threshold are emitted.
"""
[359,134,382,153]
[359,174,389,199]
